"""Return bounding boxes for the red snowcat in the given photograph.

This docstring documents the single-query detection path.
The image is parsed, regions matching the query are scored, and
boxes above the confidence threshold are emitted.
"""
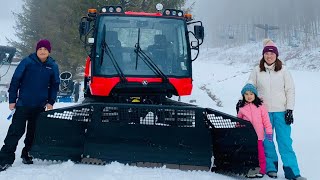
[30,4,258,175]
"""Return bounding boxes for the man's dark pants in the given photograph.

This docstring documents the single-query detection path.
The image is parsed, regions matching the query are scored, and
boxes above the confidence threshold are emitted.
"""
[0,106,44,165]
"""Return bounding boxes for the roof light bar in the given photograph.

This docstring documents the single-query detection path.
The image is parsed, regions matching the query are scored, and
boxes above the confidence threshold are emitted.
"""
[162,9,184,17]
[100,6,124,14]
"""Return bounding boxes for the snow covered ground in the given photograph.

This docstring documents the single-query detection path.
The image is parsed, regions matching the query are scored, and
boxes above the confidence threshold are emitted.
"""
[0,46,319,179]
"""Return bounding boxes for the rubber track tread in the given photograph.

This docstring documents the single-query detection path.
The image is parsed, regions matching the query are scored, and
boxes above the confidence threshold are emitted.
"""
[81,158,107,165]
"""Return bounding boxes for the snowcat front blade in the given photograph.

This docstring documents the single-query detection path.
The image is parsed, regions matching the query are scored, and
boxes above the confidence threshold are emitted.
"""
[82,103,212,170]
[205,108,259,175]
[30,103,212,170]
[30,104,91,161]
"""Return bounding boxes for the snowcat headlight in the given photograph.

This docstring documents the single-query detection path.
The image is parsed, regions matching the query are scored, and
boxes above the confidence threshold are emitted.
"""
[172,10,177,16]
[108,7,114,13]
[156,3,163,11]
[116,6,123,13]
[88,38,94,44]
[178,12,183,17]
[165,10,171,15]
[101,8,107,13]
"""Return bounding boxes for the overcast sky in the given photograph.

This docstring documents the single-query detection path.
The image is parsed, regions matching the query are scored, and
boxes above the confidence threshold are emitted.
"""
[0,0,199,46]
[2,1,318,47]
[1,0,23,45]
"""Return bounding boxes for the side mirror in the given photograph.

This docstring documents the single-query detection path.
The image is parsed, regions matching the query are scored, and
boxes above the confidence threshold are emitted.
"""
[194,25,204,40]
[79,21,90,36]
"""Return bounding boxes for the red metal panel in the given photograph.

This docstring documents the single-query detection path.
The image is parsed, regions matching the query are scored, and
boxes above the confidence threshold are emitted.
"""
[125,77,162,83]
[90,77,192,96]
[90,77,120,96]
[169,78,192,96]
[84,57,91,77]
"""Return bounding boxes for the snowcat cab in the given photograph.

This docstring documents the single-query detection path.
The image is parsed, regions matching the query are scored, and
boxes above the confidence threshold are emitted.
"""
[79,5,204,104]
[30,4,259,176]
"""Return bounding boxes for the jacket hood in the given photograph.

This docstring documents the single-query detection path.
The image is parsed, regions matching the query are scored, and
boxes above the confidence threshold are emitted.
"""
[264,62,275,70]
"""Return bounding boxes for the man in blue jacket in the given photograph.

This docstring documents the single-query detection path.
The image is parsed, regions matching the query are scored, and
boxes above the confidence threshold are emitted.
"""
[0,39,60,171]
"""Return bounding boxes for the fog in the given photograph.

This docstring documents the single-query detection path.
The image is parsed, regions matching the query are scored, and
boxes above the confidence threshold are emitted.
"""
[2,0,320,47]
[194,0,319,24]
[191,0,320,47]
[0,0,23,45]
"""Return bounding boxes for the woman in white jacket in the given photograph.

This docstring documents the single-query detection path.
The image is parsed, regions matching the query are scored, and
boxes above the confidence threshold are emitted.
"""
[247,39,306,180]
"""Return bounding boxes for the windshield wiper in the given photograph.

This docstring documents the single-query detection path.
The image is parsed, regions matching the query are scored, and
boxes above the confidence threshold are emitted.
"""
[134,28,141,70]
[100,26,126,83]
[134,29,169,83]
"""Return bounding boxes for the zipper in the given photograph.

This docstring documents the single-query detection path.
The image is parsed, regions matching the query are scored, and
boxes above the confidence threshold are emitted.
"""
[249,103,254,124]
[267,68,272,110]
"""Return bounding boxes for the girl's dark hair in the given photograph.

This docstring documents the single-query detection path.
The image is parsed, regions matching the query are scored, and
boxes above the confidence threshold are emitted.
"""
[239,94,263,108]
[259,58,282,72]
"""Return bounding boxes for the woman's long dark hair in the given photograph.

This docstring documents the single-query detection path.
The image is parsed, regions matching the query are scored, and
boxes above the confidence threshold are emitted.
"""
[259,57,283,72]
[239,94,263,108]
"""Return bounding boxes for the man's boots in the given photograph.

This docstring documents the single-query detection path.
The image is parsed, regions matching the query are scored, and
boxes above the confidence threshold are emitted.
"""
[21,152,33,164]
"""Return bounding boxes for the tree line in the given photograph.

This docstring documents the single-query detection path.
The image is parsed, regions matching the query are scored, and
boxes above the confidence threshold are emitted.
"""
[9,0,186,77]
[195,0,320,48]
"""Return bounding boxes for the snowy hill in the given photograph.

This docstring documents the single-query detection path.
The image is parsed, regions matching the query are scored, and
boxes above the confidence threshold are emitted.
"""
[200,42,320,72]
[0,44,318,179]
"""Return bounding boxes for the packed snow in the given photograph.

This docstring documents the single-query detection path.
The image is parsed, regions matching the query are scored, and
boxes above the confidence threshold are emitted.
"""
[0,44,318,179]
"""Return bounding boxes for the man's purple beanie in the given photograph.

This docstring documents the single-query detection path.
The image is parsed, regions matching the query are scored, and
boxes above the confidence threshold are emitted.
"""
[36,39,51,53]
[262,39,278,57]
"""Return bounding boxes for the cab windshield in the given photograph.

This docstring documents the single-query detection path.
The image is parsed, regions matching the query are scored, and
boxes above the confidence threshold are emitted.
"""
[94,16,190,77]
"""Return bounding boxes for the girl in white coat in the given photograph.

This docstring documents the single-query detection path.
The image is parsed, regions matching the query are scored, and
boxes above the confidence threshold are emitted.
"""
[247,39,306,180]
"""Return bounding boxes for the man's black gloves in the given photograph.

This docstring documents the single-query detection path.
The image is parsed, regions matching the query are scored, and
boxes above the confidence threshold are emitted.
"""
[285,109,294,125]
[236,100,243,114]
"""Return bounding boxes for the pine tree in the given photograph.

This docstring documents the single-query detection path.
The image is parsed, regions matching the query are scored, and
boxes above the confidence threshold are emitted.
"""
[9,0,186,77]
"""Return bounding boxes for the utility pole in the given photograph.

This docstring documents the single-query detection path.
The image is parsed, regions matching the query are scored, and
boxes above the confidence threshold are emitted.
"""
[254,24,279,38]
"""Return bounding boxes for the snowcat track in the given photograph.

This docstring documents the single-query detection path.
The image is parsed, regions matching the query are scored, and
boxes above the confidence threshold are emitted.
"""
[130,162,209,171]
[81,157,209,171]
[81,157,106,165]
